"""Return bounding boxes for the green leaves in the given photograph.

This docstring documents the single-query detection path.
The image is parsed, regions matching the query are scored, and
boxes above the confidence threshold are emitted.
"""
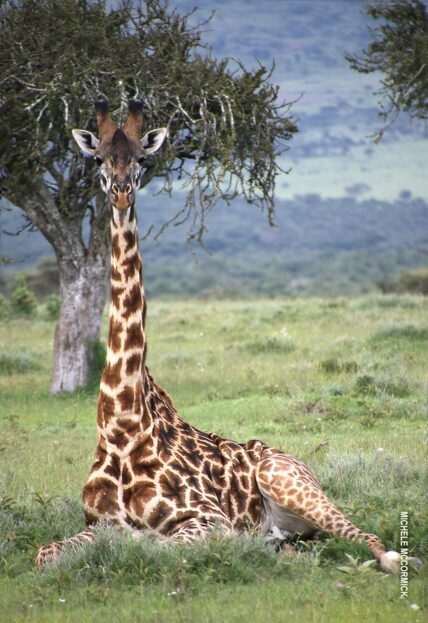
[337,554,377,575]
[0,0,297,242]
[346,0,428,140]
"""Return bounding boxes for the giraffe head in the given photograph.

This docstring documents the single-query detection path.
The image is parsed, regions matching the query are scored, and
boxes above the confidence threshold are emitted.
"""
[72,101,167,210]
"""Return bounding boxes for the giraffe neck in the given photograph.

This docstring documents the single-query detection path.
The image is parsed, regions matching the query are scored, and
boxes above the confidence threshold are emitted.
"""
[97,205,152,442]
[108,205,147,369]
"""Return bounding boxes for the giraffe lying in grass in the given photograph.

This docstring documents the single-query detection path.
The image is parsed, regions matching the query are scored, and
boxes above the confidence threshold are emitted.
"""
[37,101,411,574]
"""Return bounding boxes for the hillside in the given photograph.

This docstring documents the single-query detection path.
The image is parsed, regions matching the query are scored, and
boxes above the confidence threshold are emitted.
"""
[2,193,427,298]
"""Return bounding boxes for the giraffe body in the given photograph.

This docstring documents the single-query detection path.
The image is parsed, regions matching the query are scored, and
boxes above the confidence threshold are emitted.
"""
[81,208,264,537]
[36,101,412,574]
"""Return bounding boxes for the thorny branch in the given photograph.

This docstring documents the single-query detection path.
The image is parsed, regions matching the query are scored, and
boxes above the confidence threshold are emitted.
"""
[0,0,298,249]
[346,0,428,142]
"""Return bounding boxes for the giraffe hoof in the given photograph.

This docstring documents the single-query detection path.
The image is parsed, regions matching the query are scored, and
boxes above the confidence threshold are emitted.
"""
[380,551,400,574]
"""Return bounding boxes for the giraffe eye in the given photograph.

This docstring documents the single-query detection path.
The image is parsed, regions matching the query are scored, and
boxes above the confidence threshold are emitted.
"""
[95,156,103,166]
[100,173,107,186]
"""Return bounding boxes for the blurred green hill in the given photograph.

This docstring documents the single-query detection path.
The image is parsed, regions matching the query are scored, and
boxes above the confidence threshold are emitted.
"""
[2,193,427,298]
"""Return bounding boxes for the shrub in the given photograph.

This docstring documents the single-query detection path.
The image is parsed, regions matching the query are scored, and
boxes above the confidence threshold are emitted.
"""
[242,336,295,354]
[0,351,42,375]
[10,275,37,317]
[371,325,428,343]
[0,293,12,320]
[353,374,410,397]
[86,339,107,389]
[320,358,358,374]
[376,268,428,295]
[44,293,60,321]
[398,268,428,295]
[375,276,401,294]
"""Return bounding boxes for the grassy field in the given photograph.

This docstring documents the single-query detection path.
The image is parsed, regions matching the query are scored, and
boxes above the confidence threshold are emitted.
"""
[1,295,427,622]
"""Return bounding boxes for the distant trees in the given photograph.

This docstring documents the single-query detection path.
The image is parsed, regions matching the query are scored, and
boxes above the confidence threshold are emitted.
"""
[377,268,428,295]
[347,0,428,141]
[0,0,297,393]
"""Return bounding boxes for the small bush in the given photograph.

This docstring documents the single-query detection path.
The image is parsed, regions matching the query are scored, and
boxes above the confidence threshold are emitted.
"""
[0,293,12,320]
[10,275,37,317]
[0,495,84,569]
[376,268,428,296]
[375,276,401,294]
[44,293,61,321]
[398,269,428,295]
[0,351,42,375]
[320,358,358,374]
[354,375,376,395]
[371,325,428,343]
[86,339,107,389]
[242,336,295,354]
[378,378,411,398]
[353,374,410,397]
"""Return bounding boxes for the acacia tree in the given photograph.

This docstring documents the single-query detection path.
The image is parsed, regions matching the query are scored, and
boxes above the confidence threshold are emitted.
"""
[0,0,297,393]
[346,0,428,141]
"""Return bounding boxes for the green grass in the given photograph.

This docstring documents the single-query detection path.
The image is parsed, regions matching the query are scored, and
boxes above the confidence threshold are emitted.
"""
[0,295,427,622]
[0,351,42,375]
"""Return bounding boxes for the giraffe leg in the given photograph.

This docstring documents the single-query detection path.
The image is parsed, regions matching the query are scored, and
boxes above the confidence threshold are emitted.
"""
[256,451,401,573]
[36,530,95,570]
[168,518,210,542]
[168,515,233,543]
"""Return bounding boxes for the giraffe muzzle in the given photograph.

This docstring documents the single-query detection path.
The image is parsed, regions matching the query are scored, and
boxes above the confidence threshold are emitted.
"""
[111,183,133,210]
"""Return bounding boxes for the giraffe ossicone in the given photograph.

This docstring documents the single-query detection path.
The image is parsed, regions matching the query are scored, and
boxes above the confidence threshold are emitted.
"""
[36,100,411,574]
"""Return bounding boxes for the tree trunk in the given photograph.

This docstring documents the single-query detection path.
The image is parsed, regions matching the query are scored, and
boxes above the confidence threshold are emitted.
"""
[51,253,108,394]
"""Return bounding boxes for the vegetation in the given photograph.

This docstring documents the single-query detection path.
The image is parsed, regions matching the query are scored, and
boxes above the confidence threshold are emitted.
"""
[10,275,37,317]
[1,296,426,622]
[44,294,61,321]
[346,0,428,141]
[2,193,428,300]
[378,268,428,296]
[0,0,296,392]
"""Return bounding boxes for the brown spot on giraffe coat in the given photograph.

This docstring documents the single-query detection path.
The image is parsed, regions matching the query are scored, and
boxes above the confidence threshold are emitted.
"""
[123,283,142,317]
[111,285,124,309]
[122,252,141,280]
[108,319,122,352]
[126,353,141,375]
[102,358,122,388]
[124,323,144,350]
[117,385,134,411]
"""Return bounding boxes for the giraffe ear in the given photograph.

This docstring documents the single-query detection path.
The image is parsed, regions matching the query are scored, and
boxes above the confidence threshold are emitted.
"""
[72,129,100,157]
[140,128,168,158]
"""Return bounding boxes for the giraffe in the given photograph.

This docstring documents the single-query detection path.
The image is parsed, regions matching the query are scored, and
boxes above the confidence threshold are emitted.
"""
[36,101,405,574]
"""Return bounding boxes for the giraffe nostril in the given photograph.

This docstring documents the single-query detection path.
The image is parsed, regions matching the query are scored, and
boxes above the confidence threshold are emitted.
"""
[126,184,132,195]
[112,183,119,195]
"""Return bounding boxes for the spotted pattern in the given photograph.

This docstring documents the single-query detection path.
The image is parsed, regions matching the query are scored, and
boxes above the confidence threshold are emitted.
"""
[36,109,401,573]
